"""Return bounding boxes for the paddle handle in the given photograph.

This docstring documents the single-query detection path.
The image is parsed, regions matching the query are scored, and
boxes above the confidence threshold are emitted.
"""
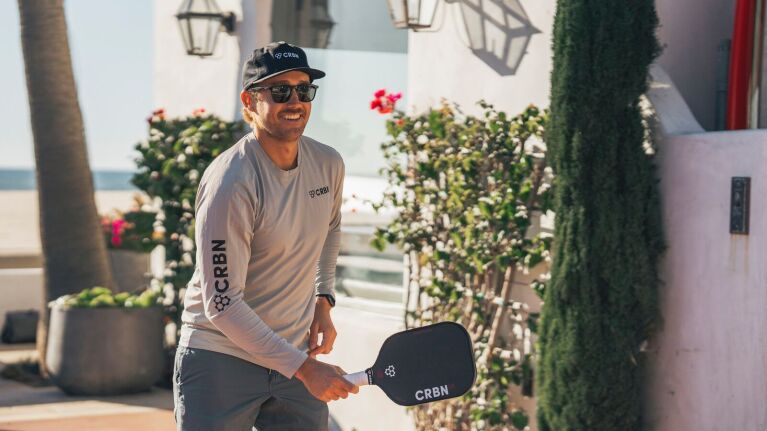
[343,371,370,387]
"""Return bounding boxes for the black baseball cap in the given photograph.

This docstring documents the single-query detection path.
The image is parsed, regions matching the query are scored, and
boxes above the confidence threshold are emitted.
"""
[241,41,325,90]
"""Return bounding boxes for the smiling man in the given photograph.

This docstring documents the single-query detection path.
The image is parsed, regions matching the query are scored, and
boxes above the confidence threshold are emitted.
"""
[173,42,357,431]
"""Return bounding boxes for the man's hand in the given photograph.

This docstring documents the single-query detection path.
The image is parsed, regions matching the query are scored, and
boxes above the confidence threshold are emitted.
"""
[294,357,359,402]
[308,296,335,357]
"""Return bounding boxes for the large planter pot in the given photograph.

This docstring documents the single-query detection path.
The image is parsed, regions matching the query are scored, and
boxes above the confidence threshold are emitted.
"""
[45,304,164,395]
[108,249,151,292]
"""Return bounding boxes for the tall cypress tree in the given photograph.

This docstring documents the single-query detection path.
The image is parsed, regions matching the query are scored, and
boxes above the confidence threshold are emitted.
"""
[536,1,664,430]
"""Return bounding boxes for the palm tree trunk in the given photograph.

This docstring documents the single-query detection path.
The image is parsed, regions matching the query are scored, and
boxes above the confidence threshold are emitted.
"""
[17,0,114,373]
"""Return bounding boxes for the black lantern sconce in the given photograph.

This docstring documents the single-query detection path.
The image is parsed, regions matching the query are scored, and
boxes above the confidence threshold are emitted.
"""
[176,0,236,57]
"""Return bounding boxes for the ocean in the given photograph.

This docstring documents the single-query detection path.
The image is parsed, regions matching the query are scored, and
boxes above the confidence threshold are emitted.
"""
[0,168,138,191]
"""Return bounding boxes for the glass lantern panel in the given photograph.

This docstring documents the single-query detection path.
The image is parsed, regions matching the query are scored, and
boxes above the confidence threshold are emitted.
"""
[387,0,408,28]
[418,0,439,27]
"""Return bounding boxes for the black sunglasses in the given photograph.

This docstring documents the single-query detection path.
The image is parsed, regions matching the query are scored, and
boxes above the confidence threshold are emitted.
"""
[249,83,318,103]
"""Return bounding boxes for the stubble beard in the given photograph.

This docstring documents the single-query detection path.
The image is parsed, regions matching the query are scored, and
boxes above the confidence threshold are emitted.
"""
[267,122,305,142]
[257,106,309,143]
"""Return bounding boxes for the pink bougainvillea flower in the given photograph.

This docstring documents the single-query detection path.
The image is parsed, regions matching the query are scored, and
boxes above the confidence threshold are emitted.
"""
[111,219,127,247]
[192,107,206,117]
[374,89,386,98]
[370,99,383,110]
[386,93,402,103]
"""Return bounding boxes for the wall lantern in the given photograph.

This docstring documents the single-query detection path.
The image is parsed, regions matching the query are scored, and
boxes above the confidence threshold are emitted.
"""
[386,0,440,30]
[176,0,236,57]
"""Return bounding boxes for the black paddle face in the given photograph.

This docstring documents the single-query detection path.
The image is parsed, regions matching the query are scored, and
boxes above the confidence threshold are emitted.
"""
[369,322,476,406]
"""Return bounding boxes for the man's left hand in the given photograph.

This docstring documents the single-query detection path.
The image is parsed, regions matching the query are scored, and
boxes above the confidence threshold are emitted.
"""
[308,297,336,357]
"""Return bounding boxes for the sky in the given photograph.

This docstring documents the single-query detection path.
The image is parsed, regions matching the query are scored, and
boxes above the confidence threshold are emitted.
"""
[0,0,152,171]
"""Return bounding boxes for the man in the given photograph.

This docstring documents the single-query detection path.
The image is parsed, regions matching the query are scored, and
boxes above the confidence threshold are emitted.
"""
[173,41,358,431]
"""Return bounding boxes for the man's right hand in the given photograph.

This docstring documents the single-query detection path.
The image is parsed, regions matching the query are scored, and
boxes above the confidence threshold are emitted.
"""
[294,357,359,402]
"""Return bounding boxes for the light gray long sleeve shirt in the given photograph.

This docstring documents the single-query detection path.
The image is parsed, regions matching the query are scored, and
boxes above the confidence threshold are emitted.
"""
[178,132,344,378]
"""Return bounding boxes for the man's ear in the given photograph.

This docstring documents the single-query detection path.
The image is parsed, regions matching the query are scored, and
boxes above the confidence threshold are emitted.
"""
[240,90,255,111]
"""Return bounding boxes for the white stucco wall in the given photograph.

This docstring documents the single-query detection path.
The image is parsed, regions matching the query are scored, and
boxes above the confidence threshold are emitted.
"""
[647,65,705,136]
[642,63,767,430]
[407,0,556,117]
[646,128,767,431]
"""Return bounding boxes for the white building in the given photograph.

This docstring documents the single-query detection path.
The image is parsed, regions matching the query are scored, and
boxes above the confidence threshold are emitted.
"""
[154,1,767,430]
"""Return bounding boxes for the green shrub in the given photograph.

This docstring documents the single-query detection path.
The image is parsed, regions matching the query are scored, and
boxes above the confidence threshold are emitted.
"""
[51,286,161,309]
[373,97,553,430]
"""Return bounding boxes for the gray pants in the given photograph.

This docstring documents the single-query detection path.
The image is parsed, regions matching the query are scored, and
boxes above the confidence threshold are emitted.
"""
[173,346,328,431]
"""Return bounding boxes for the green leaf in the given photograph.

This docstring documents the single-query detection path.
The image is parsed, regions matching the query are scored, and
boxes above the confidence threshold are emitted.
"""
[371,235,387,252]
[510,410,529,429]
[451,232,464,248]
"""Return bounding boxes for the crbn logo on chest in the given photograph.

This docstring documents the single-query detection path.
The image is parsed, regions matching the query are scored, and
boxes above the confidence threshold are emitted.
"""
[308,185,329,199]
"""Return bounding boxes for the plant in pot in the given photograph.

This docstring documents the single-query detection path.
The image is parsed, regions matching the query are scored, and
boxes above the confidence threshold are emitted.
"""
[100,194,160,292]
[45,286,165,395]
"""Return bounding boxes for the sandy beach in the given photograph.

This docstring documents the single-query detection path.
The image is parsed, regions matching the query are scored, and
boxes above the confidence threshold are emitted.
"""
[0,190,144,258]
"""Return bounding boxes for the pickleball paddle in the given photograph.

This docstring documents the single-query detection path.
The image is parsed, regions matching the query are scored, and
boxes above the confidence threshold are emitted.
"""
[343,321,476,406]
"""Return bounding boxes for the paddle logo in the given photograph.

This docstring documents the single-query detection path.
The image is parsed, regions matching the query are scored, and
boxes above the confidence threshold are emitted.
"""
[415,385,449,401]
[385,365,396,377]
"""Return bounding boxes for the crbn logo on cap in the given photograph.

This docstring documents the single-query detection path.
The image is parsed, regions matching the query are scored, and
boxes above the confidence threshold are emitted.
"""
[275,52,299,60]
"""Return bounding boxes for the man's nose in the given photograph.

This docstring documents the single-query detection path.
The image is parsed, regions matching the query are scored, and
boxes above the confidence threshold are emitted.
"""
[286,87,301,103]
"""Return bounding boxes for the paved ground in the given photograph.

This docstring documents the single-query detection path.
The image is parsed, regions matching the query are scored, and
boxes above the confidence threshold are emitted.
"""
[0,344,174,431]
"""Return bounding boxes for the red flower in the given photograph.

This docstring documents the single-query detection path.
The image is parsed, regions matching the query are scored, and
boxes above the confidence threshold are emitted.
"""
[370,88,402,115]
[148,108,166,124]
[192,107,206,117]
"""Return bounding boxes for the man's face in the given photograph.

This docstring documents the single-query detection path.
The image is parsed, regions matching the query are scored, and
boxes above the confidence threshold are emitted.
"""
[241,70,313,143]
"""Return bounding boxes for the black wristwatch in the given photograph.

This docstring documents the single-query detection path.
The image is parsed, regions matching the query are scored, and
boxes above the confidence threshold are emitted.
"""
[316,294,336,307]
